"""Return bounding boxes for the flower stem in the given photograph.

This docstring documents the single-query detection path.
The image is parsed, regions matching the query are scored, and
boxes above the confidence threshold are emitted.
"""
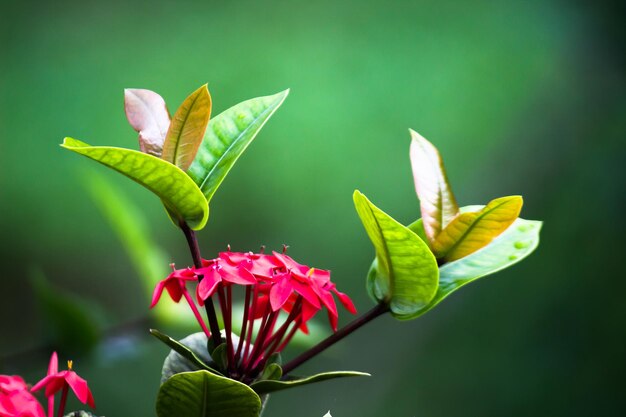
[281,303,389,375]
[180,221,222,346]
[56,384,69,417]
[183,290,211,340]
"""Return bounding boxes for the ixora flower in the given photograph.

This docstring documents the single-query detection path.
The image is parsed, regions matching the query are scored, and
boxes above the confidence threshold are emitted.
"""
[31,353,95,415]
[151,248,356,382]
[0,376,44,417]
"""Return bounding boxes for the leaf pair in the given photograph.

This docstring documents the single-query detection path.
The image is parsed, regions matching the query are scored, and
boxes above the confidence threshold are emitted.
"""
[62,86,289,230]
[409,130,522,262]
[354,131,541,320]
[152,331,368,417]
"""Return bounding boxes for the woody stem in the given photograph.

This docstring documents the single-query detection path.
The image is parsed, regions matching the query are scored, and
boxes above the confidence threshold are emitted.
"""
[180,221,222,346]
[281,303,389,375]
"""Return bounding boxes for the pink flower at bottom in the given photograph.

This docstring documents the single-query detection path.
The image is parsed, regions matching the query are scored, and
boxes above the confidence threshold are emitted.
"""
[0,376,44,417]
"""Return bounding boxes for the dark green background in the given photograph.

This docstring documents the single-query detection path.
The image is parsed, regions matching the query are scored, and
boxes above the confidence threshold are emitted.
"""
[1,0,624,416]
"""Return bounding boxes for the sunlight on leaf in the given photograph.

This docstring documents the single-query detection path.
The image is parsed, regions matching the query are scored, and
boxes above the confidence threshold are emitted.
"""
[187,89,289,203]
[62,137,208,230]
[409,129,459,244]
[432,196,523,261]
[162,84,212,171]
[353,191,438,318]
[124,88,171,157]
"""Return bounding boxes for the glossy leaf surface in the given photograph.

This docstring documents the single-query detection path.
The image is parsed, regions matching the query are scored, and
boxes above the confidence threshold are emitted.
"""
[405,214,542,319]
[62,137,208,230]
[432,196,523,261]
[250,371,370,395]
[156,370,261,417]
[151,330,223,382]
[162,84,211,171]
[354,191,439,318]
[124,88,171,156]
[187,90,289,202]
[409,129,459,244]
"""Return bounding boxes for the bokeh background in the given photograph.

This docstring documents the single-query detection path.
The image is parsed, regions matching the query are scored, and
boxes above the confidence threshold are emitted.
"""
[1,0,624,416]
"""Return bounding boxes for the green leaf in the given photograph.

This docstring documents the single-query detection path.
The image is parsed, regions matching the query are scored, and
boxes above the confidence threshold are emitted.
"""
[156,370,262,417]
[30,269,103,354]
[259,363,283,381]
[405,215,542,320]
[250,371,370,395]
[353,190,439,318]
[124,88,171,157]
[187,90,289,203]
[211,343,228,372]
[61,137,208,230]
[151,330,223,382]
[409,129,459,244]
[432,196,523,261]
[162,84,212,171]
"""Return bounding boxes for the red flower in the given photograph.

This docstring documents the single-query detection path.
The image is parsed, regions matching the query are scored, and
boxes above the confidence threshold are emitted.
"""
[150,266,197,308]
[31,353,95,410]
[151,265,211,339]
[195,258,257,304]
[152,247,356,383]
[0,376,44,417]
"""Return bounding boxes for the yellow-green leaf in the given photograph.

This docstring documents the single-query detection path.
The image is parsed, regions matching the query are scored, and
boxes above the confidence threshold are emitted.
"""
[162,84,212,171]
[353,190,439,318]
[61,137,208,230]
[432,196,523,262]
[409,129,459,244]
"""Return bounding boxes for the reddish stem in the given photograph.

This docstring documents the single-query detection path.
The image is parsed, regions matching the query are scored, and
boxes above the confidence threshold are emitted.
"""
[56,384,68,417]
[183,290,211,340]
[180,221,222,346]
[234,286,251,364]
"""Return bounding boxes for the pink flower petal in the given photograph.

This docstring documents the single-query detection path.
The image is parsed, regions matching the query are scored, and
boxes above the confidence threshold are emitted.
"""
[269,275,293,311]
[333,288,357,314]
[219,263,257,286]
[65,372,95,408]
[196,267,222,304]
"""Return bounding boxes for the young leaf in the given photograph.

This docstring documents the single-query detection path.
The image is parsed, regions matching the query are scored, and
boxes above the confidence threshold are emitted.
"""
[404,216,542,320]
[250,371,370,395]
[162,84,212,171]
[353,191,439,318]
[124,88,171,157]
[259,363,283,382]
[150,330,224,380]
[61,137,209,230]
[409,129,459,244]
[187,89,289,203]
[432,196,523,261]
[156,370,262,417]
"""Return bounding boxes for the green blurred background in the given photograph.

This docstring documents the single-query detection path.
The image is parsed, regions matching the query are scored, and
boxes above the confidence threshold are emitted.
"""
[1,0,624,415]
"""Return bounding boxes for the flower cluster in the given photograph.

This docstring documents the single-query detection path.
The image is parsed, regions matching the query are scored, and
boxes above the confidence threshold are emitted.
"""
[0,353,94,417]
[152,248,356,381]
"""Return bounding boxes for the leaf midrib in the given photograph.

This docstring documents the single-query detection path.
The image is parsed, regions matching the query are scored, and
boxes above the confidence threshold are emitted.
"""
[197,102,277,192]
[170,92,202,164]
[442,198,513,258]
